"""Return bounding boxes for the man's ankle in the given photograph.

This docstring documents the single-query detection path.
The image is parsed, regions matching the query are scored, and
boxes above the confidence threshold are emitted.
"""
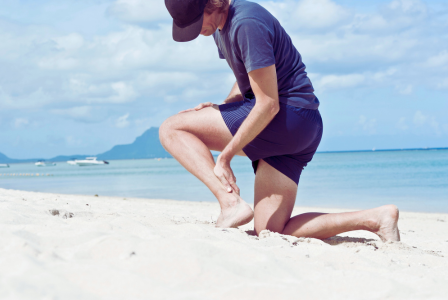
[217,192,239,209]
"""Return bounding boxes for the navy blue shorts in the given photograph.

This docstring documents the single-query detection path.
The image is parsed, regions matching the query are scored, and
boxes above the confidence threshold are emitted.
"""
[219,97,323,185]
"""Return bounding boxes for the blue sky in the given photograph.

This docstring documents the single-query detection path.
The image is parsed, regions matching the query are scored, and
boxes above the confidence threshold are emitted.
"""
[0,0,447,159]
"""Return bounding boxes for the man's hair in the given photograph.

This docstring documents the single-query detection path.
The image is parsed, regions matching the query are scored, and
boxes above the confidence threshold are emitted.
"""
[204,0,230,14]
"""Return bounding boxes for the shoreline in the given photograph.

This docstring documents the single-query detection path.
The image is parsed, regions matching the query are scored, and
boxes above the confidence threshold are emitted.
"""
[1,188,447,299]
[1,187,446,214]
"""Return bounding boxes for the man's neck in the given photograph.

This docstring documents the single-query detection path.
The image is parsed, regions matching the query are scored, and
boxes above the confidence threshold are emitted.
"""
[218,0,232,30]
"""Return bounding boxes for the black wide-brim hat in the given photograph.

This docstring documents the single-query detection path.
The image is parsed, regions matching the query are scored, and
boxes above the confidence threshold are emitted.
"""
[165,0,208,42]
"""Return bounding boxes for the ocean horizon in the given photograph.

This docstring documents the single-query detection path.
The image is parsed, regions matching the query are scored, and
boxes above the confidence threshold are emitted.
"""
[1,149,447,213]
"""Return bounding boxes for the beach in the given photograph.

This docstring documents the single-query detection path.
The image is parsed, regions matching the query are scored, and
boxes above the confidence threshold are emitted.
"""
[1,188,447,299]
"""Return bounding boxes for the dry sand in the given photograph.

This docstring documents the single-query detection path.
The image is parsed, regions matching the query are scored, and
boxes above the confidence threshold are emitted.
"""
[0,188,447,300]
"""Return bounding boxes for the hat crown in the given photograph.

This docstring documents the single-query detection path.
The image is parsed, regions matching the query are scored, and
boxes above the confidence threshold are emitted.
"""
[165,0,208,28]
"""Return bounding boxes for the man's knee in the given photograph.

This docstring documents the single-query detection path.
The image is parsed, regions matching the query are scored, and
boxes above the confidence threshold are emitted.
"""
[159,116,177,147]
[254,218,287,236]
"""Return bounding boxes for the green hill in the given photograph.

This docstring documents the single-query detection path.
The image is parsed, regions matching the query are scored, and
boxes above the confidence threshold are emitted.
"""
[97,127,171,160]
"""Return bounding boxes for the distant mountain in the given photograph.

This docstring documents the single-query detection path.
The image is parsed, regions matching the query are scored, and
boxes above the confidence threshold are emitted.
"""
[97,127,171,160]
[0,152,15,163]
[0,127,171,164]
[0,152,36,164]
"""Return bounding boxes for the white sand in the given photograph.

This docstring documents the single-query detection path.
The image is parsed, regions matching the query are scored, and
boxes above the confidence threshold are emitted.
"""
[0,188,447,300]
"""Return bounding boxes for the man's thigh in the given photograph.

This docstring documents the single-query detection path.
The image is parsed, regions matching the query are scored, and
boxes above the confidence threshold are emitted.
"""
[163,105,245,155]
[254,159,298,234]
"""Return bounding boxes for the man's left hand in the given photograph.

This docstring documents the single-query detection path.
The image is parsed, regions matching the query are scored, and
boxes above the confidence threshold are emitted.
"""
[214,153,240,195]
[178,102,216,114]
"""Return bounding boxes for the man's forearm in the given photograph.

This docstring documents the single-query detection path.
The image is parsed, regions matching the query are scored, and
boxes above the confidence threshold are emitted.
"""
[220,65,280,161]
[221,97,279,159]
[222,82,244,104]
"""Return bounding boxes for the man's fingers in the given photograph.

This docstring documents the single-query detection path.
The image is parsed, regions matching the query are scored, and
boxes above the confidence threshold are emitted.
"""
[228,175,239,195]
[179,102,215,114]
[178,108,194,114]
[195,103,206,110]
[231,182,240,195]
[218,175,232,192]
[216,169,232,192]
[195,102,213,110]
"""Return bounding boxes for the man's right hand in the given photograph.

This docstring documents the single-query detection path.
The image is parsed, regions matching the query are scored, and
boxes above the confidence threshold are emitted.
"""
[178,102,216,114]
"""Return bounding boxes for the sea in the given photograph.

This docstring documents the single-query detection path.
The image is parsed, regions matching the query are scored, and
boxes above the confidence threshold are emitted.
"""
[1,149,447,213]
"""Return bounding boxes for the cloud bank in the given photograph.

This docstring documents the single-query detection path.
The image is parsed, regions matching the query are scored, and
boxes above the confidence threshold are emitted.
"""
[0,0,447,157]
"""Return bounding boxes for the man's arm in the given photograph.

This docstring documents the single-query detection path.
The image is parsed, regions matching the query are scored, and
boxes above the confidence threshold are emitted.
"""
[178,81,243,114]
[214,64,279,192]
[222,82,244,104]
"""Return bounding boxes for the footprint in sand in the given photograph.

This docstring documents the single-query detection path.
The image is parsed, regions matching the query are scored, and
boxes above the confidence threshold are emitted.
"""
[49,209,74,219]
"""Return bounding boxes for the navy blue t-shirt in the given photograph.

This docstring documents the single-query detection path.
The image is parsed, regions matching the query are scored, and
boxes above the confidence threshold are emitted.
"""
[212,0,319,109]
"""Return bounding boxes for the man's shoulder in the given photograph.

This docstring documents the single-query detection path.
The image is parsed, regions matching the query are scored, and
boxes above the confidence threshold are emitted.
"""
[233,0,272,20]
[233,0,266,12]
[230,0,275,30]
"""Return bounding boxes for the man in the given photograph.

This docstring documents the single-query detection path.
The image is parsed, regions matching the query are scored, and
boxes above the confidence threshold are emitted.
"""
[161,0,400,241]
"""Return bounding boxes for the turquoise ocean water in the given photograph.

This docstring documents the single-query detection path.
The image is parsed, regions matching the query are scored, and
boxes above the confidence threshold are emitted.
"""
[1,150,447,212]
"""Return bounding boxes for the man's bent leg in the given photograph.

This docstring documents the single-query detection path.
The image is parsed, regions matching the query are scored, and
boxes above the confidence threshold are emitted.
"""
[159,106,253,228]
[254,160,298,234]
[254,160,400,242]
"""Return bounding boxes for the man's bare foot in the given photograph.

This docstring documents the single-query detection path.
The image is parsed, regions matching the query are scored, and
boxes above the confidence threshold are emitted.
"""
[216,192,254,228]
[367,204,400,242]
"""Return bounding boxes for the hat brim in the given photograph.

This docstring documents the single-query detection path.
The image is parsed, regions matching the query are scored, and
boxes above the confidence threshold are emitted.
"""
[172,13,204,42]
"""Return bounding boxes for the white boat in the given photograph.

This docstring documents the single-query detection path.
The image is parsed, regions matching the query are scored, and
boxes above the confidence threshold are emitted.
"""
[0,164,9,168]
[35,160,56,167]
[68,157,109,166]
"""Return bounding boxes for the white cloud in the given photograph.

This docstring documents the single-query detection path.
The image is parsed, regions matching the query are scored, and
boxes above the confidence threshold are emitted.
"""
[436,77,448,89]
[396,117,408,131]
[443,124,448,135]
[52,106,92,118]
[387,0,427,16]
[413,111,441,135]
[53,33,84,51]
[313,73,365,91]
[0,21,229,112]
[134,117,151,128]
[109,82,138,103]
[359,115,377,134]
[353,0,428,33]
[413,110,427,126]
[397,84,413,95]
[107,0,171,24]
[372,68,397,81]
[0,0,443,112]
[50,106,106,123]
[14,118,29,129]
[65,135,83,147]
[115,113,130,128]
[261,0,350,31]
[426,50,448,69]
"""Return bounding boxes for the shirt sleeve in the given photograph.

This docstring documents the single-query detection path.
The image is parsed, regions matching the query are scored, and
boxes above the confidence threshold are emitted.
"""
[234,19,275,73]
[217,47,225,59]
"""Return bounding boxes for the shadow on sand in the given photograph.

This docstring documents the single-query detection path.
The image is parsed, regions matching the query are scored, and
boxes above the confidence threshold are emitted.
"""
[323,236,377,246]
[244,229,377,247]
